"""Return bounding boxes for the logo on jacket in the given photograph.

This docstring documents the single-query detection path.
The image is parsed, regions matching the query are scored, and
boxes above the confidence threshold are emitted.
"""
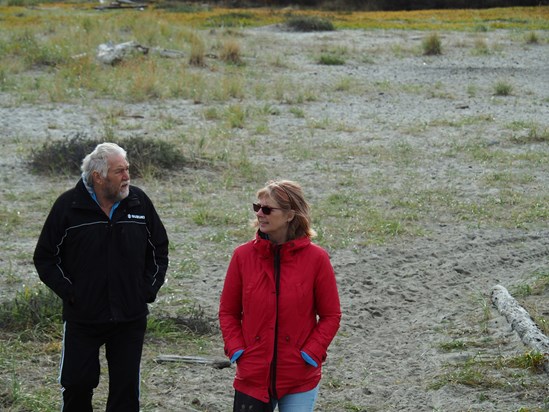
[128,214,145,220]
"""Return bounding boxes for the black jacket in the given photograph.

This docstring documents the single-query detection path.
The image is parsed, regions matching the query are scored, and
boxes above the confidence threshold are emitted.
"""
[33,179,169,323]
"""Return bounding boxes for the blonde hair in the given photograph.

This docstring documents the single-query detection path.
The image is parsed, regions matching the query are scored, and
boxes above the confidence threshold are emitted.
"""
[255,179,316,240]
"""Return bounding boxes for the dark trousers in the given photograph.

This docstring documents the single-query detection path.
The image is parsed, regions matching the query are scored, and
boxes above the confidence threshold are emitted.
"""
[234,390,274,412]
[59,317,147,412]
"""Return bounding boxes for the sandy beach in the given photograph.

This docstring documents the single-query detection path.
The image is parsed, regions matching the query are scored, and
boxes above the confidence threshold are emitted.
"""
[1,26,548,411]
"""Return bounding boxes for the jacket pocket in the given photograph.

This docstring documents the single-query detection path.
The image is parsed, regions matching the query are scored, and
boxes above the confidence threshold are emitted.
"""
[235,337,269,387]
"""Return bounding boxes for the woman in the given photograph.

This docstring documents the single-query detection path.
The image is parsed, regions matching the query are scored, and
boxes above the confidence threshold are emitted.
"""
[219,180,341,412]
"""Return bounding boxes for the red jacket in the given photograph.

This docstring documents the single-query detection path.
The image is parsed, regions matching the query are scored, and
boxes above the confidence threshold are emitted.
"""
[219,233,341,402]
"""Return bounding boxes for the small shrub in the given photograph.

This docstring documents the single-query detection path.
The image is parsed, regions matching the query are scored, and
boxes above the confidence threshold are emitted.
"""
[29,133,98,176]
[494,80,512,96]
[203,107,220,120]
[422,33,442,56]
[525,31,539,44]
[226,104,246,128]
[189,35,206,67]
[473,24,489,32]
[286,16,335,32]
[221,39,242,65]
[318,54,345,65]
[29,134,188,178]
[473,38,490,55]
[122,136,188,177]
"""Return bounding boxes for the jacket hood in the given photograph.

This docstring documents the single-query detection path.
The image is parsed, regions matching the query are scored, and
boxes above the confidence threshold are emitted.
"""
[252,231,311,259]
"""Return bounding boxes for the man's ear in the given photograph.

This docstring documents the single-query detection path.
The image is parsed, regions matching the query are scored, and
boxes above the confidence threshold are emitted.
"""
[92,171,102,186]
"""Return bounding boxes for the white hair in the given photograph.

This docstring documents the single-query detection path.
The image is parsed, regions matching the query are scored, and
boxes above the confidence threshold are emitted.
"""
[81,142,127,187]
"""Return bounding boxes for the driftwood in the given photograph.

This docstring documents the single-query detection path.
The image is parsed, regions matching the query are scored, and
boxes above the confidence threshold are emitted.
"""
[155,355,231,369]
[95,0,147,10]
[97,41,148,65]
[96,41,186,65]
[491,284,549,373]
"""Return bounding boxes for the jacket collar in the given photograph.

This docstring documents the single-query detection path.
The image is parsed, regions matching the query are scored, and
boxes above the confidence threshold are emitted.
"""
[71,179,140,212]
[253,231,311,258]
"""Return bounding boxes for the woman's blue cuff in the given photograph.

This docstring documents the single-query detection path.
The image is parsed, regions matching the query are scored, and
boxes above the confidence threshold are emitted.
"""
[301,351,318,367]
[230,349,244,363]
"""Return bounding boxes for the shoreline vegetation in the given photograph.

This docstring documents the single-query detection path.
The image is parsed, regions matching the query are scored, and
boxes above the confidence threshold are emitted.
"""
[0,4,548,31]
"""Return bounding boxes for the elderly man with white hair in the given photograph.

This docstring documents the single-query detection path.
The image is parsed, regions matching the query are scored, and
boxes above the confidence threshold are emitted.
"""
[33,142,169,412]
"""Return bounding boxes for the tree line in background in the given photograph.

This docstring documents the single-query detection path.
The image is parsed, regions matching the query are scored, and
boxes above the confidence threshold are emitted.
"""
[181,0,547,10]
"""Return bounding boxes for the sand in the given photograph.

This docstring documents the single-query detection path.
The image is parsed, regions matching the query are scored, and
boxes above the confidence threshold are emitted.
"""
[0,27,548,411]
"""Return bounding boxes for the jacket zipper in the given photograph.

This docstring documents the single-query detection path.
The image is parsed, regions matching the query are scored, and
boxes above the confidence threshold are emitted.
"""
[270,245,282,400]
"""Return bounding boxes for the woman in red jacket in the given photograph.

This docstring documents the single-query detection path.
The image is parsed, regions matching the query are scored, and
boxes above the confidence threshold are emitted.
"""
[219,180,341,412]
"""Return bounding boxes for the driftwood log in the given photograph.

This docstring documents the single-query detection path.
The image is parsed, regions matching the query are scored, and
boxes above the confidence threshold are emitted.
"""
[491,284,549,373]
[155,355,231,370]
[96,41,185,65]
[95,0,147,10]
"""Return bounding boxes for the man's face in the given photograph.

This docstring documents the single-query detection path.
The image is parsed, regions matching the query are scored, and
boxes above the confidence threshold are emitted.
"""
[97,154,130,202]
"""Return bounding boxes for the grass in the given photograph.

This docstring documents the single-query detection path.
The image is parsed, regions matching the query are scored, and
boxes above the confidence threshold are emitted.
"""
[432,291,548,398]
[511,269,549,336]
[0,4,547,32]
[285,15,335,32]
[0,285,62,339]
[493,79,513,96]
[318,54,346,65]
[432,350,548,389]
[509,123,549,144]
[220,38,243,65]
[0,5,543,105]
[472,37,491,55]
[422,32,442,55]
[0,283,216,412]
[525,31,539,44]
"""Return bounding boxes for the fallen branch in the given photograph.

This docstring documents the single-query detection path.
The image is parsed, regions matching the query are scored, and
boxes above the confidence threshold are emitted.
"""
[150,47,186,59]
[155,355,231,369]
[491,284,549,373]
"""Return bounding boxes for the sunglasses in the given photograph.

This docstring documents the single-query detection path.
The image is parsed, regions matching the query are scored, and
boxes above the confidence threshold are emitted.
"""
[253,203,282,215]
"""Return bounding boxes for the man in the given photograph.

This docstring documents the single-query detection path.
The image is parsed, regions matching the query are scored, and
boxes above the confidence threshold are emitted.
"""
[33,142,169,412]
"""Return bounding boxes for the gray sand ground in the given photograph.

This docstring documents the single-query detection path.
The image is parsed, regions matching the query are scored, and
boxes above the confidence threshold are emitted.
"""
[1,27,548,411]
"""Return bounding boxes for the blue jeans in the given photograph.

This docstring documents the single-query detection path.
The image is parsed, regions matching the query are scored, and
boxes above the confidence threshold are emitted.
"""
[271,385,319,412]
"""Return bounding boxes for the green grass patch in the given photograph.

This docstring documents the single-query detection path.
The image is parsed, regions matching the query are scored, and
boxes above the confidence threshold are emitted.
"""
[493,80,513,96]
[285,15,335,32]
[318,54,346,65]
[206,12,256,28]
[0,285,62,340]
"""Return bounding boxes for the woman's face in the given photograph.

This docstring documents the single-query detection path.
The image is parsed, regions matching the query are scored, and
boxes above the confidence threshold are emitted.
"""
[255,195,294,244]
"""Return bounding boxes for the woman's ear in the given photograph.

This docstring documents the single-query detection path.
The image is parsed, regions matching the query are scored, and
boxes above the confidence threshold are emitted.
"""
[287,210,296,223]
